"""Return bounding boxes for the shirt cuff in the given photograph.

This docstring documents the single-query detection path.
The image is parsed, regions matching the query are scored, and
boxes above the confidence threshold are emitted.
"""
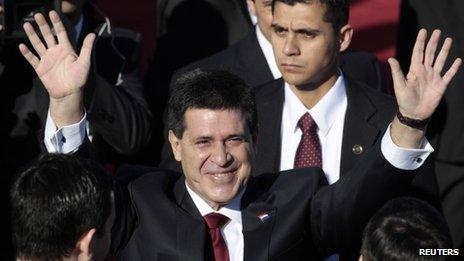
[381,123,434,170]
[44,111,87,153]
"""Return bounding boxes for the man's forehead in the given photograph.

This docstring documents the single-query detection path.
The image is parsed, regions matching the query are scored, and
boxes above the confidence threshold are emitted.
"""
[272,1,327,26]
[183,108,247,130]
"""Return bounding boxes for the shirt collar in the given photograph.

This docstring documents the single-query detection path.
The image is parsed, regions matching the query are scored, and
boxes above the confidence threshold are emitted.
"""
[185,182,243,224]
[255,26,282,79]
[284,72,347,136]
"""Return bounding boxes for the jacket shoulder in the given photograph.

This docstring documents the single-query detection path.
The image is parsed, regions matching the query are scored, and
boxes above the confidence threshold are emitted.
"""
[253,78,284,98]
[174,37,246,76]
[117,165,182,193]
[249,168,328,199]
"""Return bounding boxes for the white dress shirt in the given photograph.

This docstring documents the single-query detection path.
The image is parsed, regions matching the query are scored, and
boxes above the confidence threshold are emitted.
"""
[279,73,433,184]
[255,26,281,80]
[280,74,347,184]
[186,184,244,261]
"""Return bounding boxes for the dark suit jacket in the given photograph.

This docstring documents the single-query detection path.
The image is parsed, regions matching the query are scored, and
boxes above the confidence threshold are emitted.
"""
[112,142,416,260]
[253,77,440,207]
[160,29,384,171]
[0,3,151,170]
[252,77,396,176]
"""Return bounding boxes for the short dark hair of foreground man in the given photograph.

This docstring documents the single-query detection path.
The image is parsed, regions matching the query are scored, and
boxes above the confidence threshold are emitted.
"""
[360,197,454,261]
[10,154,115,261]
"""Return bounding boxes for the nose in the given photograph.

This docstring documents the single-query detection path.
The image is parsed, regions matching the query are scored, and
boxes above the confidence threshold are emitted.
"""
[210,142,232,167]
[283,35,299,56]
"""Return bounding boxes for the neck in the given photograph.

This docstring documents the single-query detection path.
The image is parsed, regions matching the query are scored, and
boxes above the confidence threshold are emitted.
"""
[290,72,339,109]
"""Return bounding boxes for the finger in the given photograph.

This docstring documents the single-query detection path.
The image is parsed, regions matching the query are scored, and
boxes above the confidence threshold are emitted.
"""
[442,58,462,85]
[34,12,56,48]
[424,29,440,67]
[388,58,407,94]
[0,6,3,31]
[78,33,96,65]
[23,22,47,56]
[49,11,71,46]
[434,38,453,74]
[409,29,427,69]
[18,44,40,69]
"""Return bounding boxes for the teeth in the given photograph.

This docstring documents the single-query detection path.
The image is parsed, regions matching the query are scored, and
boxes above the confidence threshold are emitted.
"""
[213,172,231,176]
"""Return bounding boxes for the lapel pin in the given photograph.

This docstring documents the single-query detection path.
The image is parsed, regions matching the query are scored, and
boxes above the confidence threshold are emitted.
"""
[352,144,363,155]
[258,212,271,222]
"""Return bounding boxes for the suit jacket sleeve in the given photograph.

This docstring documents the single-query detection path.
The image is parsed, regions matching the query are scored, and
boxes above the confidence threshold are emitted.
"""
[84,29,152,156]
[309,140,417,258]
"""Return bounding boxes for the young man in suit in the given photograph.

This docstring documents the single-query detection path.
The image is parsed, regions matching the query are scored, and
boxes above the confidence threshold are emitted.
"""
[10,154,115,261]
[159,0,384,171]
[252,0,445,206]
[20,9,460,260]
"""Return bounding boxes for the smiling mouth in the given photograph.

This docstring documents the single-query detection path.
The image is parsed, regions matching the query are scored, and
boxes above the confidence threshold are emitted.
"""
[207,169,238,183]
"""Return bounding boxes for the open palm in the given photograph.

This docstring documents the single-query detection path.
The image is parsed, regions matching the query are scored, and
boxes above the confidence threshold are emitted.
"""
[388,29,462,120]
[19,11,95,100]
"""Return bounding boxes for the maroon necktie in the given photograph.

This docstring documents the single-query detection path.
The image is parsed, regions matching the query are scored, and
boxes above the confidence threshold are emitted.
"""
[294,112,322,168]
[204,213,230,261]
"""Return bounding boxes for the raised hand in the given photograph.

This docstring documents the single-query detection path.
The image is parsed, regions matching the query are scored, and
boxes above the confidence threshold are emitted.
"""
[388,29,462,120]
[18,11,95,127]
[19,11,95,100]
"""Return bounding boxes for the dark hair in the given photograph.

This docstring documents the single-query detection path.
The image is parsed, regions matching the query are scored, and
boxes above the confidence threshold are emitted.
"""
[361,197,452,261]
[272,0,350,31]
[10,154,113,261]
[167,69,257,138]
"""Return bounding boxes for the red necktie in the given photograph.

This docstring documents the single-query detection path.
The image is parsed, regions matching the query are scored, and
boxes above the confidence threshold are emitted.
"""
[204,213,230,261]
[294,112,322,168]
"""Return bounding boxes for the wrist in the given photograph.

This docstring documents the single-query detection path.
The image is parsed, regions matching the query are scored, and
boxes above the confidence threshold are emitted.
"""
[49,92,84,128]
[390,116,425,149]
[396,111,429,130]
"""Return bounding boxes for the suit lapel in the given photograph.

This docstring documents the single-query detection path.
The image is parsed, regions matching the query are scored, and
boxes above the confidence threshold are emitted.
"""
[340,78,383,176]
[253,79,285,175]
[241,178,277,261]
[173,177,208,261]
[235,29,274,87]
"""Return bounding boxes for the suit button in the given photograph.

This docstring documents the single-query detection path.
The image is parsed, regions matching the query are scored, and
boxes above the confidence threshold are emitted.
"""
[352,144,363,155]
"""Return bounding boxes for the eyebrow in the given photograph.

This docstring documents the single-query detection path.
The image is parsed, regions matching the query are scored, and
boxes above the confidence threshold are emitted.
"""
[271,23,287,31]
[271,23,320,35]
[294,28,320,35]
[263,0,273,6]
[193,133,248,141]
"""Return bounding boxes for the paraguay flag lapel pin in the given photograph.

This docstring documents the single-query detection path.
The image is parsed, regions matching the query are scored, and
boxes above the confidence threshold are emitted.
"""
[257,212,271,222]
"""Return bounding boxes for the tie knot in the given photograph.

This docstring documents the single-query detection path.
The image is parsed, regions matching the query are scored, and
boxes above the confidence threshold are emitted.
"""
[204,213,230,229]
[297,112,317,133]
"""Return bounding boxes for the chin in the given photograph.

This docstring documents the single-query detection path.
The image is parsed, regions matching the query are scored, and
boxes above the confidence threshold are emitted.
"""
[283,77,308,87]
[209,188,237,204]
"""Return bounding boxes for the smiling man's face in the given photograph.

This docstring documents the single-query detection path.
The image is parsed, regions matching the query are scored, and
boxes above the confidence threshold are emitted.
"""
[169,108,254,210]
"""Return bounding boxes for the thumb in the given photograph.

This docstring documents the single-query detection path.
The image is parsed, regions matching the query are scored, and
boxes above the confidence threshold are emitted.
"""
[388,57,407,94]
[78,33,96,65]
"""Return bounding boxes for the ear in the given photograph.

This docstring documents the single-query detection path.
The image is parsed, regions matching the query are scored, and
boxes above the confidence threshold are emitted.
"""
[338,24,353,52]
[75,228,96,261]
[247,0,257,17]
[168,130,183,162]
